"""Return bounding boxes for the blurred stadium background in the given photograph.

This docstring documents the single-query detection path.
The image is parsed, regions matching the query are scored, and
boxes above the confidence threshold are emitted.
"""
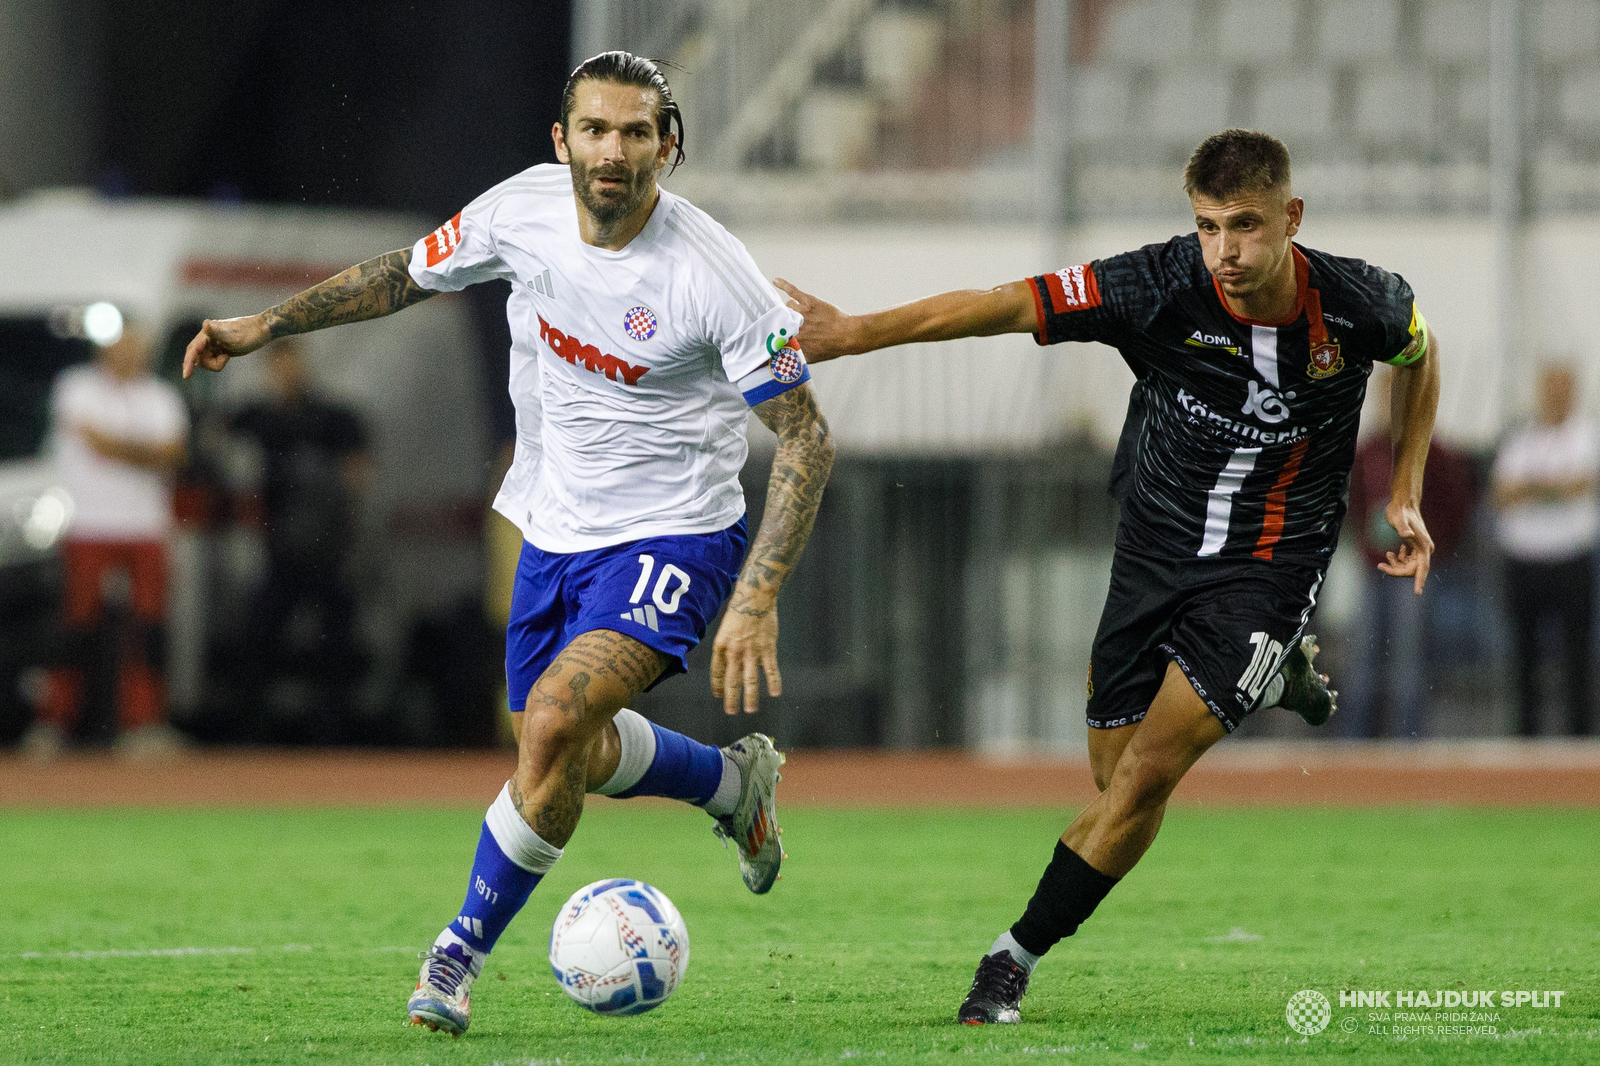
[2,0,1599,758]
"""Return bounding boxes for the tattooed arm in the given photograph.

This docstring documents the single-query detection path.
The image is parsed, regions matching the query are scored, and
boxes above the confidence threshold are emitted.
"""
[710,382,836,715]
[182,248,435,378]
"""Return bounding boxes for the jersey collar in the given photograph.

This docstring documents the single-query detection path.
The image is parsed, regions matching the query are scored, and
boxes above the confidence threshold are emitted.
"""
[1211,245,1313,332]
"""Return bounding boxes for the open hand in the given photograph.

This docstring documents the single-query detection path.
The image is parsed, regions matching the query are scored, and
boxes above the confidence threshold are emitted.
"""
[710,599,781,715]
[774,278,856,363]
[182,315,272,378]
[1379,498,1434,594]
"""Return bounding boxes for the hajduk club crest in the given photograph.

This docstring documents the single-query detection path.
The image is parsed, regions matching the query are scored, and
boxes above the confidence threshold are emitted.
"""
[766,329,807,383]
[623,305,658,342]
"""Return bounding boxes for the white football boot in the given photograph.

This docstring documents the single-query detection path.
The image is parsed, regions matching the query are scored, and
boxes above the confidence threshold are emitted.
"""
[711,733,786,894]
[407,943,481,1035]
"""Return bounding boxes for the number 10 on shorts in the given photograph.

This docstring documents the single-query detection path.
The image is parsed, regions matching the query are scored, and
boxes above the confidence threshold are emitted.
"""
[621,554,692,632]
[1238,631,1284,701]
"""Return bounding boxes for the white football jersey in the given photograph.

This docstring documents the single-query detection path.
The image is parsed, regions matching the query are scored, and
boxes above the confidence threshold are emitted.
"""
[50,365,189,540]
[409,164,807,553]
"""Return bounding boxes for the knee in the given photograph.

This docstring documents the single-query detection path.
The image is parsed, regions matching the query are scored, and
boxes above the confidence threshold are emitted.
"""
[517,699,589,753]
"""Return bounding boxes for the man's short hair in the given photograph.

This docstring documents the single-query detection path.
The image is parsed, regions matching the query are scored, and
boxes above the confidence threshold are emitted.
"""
[560,51,686,170]
[1183,130,1292,200]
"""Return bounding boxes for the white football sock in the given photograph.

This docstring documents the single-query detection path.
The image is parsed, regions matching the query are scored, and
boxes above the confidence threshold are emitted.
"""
[594,708,657,796]
[485,782,564,873]
[700,753,742,818]
[1261,671,1286,709]
[989,930,1041,972]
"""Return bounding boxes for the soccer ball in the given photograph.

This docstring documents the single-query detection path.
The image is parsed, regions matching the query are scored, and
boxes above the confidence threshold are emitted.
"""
[549,879,689,1015]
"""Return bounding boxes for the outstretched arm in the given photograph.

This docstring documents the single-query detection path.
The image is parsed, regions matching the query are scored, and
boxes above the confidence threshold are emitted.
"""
[710,382,836,715]
[774,278,1038,362]
[1382,329,1441,593]
[182,247,435,377]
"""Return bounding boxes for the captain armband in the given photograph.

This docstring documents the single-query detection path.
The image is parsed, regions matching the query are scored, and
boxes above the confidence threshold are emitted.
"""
[1385,303,1429,367]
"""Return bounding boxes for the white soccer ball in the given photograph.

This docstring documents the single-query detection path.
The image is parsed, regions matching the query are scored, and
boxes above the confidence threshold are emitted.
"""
[549,879,689,1015]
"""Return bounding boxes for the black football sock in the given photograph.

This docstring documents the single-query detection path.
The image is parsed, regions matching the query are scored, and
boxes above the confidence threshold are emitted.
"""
[1007,841,1121,958]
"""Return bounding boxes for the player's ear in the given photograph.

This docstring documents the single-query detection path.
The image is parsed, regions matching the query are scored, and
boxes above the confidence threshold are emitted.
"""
[553,121,571,164]
[656,131,676,172]
[1284,195,1304,238]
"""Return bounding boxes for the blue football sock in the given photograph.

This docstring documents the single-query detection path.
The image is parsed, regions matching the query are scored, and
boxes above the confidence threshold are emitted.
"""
[610,717,726,805]
[442,783,563,958]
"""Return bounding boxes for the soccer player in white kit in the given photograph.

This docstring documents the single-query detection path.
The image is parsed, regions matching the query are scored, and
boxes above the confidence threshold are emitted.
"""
[184,51,835,1034]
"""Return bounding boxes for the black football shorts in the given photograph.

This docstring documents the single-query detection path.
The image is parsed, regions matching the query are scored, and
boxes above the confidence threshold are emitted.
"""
[1085,543,1326,733]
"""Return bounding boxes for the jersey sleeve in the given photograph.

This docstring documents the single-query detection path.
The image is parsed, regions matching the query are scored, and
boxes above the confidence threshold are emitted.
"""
[1024,244,1170,347]
[407,198,509,293]
[725,304,810,407]
[689,217,811,407]
[1025,262,1114,345]
[1366,268,1429,367]
[1383,298,1430,367]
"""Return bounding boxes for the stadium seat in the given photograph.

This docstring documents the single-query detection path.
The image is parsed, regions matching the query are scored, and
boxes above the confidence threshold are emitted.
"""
[1316,0,1401,61]
[862,8,944,114]
[1069,65,1134,141]
[1098,0,1199,63]
[1252,68,1337,142]
[1558,67,1600,134]
[1534,0,1600,60]
[1420,0,1491,61]
[1441,69,1493,141]
[1353,69,1431,143]
[1215,0,1299,61]
[1144,69,1232,146]
[796,90,877,170]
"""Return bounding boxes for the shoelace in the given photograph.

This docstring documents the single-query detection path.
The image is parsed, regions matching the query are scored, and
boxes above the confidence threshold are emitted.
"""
[418,947,470,994]
[968,952,1029,1005]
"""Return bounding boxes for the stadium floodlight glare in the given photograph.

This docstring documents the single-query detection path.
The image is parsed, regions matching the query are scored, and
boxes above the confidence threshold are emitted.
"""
[23,488,74,550]
[82,302,124,346]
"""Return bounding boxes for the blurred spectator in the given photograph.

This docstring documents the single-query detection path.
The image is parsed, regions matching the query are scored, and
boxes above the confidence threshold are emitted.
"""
[225,340,369,739]
[1491,364,1598,736]
[24,322,189,759]
[1340,368,1476,738]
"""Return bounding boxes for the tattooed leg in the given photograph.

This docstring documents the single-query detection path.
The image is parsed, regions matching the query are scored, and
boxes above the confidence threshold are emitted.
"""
[506,710,624,791]
[510,628,667,848]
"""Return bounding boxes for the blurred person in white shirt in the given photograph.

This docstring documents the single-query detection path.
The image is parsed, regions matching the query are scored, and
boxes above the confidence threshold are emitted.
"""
[1491,363,1597,736]
[24,321,189,759]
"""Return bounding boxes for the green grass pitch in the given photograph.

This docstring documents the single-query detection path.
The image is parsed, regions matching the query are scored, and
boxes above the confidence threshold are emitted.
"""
[2,803,1596,1064]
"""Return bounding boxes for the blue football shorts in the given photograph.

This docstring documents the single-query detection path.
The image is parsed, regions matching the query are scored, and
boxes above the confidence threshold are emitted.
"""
[505,518,749,711]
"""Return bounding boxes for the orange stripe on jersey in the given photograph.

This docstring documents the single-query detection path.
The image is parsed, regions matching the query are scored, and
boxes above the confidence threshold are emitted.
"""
[1253,437,1311,561]
[1303,283,1329,347]
[1026,276,1049,344]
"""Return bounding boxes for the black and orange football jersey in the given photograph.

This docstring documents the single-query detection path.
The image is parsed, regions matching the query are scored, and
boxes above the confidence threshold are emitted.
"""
[1026,234,1427,563]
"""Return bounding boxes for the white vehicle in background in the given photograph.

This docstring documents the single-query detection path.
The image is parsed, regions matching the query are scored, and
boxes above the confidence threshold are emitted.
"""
[0,188,495,743]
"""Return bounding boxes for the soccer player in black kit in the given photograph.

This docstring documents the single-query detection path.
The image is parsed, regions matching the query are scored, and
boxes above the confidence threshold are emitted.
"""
[780,131,1440,1024]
